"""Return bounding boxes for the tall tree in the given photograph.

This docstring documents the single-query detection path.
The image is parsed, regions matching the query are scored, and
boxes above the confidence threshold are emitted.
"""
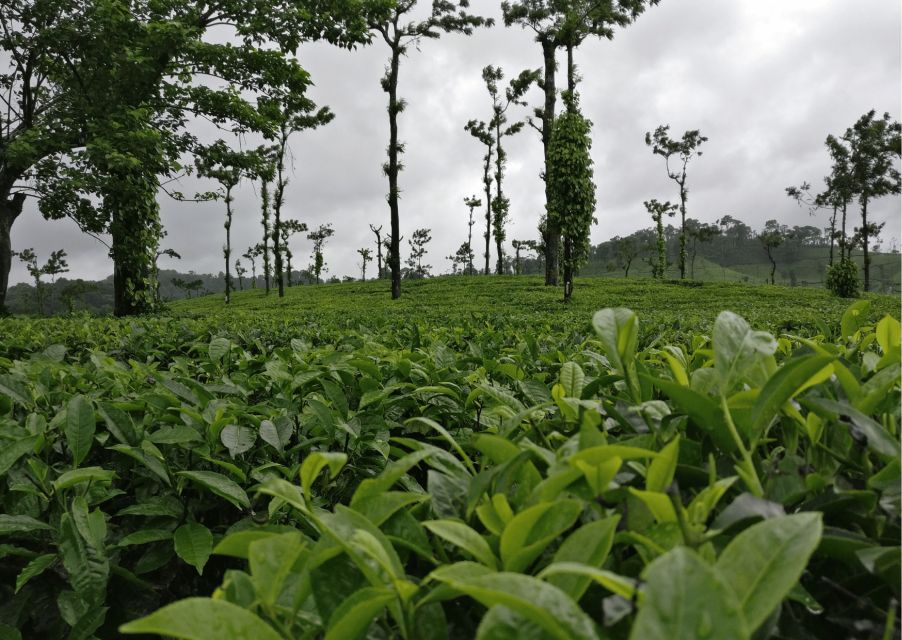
[644,199,677,279]
[306,223,333,284]
[843,110,901,291]
[463,195,481,275]
[464,119,495,274]
[480,65,540,274]
[546,93,595,302]
[502,0,661,286]
[357,247,372,280]
[645,125,707,279]
[196,142,263,305]
[243,247,259,288]
[369,0,491,299]
[369,224,384,278]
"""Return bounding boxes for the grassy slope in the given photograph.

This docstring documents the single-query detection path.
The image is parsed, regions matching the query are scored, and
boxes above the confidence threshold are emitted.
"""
[170,275,900,337]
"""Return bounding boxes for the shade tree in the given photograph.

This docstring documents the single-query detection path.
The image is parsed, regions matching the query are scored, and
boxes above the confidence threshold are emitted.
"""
[280,219,309,286]
[195,141,266,304]
[502,0,662,286]
[479,65,540,274]
[644,199,677,279]
[843,110,901,291]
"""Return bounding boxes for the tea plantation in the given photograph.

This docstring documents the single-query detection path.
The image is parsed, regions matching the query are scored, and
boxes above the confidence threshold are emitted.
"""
[0,277,899,639]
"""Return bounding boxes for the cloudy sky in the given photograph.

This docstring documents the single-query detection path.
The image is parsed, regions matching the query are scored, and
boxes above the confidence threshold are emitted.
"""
[9,0,902,285]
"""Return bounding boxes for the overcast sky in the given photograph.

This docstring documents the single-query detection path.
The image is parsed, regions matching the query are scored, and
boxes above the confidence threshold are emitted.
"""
[9,0,902,285]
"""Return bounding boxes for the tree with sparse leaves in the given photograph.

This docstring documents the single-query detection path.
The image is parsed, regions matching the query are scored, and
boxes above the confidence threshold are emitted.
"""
[196,142,265,304]
[405,228,432,279]
[369,224,384,278]
[546,93,595,302]
[259,96,334,297]
[279,219,309,286]
[235,259,246,290]
[243,246,260,289]
[307,223,334,284]
[464,120,495,274]
[369,0,492,298]
[14,247,67,315]
[511,239,538,275]
[759,220,788,285]
[477,65,540,274]
[357,247,372,280]
[503,0,661,286]
[613,235,641,277]
[463,196,481,275]
[645,125,707,279]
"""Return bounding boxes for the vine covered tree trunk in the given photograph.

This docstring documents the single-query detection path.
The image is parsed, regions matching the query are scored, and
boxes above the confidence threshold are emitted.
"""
[386,49,403,299]
[483,152,492,275]
[274,141,286,298]
[0,193,25,313]
[109,171,161,317]
[541,39,559,286]
[828,206,836,266]
[261,179,271,294]
[224,188,233,304]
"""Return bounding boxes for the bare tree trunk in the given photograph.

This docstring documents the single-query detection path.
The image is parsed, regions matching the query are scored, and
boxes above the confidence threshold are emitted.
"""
[861,197,870,291]
[541,38,559,286]
[0,193,25,313]
[563,237,573,302]
[678,182,687,279]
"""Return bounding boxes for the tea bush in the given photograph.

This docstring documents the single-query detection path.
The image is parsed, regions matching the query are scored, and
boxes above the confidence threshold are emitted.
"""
[0,279,899,639]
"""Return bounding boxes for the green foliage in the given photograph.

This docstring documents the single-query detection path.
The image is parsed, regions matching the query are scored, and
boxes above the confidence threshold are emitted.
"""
[826,258,861,298]
[1,282,898,638]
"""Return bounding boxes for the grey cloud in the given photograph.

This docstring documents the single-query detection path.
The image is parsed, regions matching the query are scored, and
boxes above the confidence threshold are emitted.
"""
[9,0,901,285]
